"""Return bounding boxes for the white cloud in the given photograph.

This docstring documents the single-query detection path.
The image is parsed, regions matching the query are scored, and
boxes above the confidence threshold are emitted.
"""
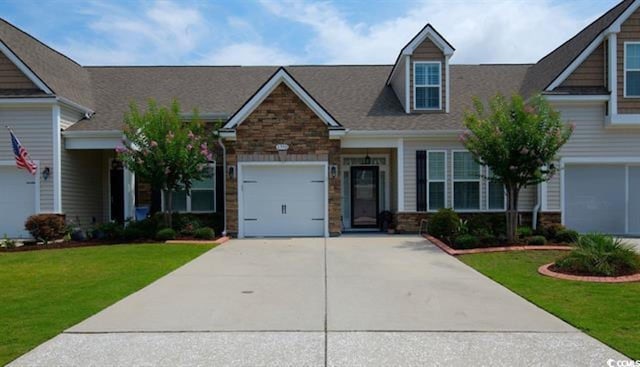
[259,0,592,64]
[198,43,300,66]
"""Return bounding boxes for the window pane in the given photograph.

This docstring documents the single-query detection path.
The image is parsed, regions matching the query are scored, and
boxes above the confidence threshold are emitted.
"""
[428,182,445,210]
[192,167,215,190]
[454,182,480,210]
[415,64,426,85]
[426,64,440,85]
[488,181,505,210]
[627,71,640,96]
[627,44,640,69]
[454,152,479,180]
[415,86,427,108]
[426,87,440,108]
[428,152,445,180]
[191,190,215,212]
[166,191,187,212]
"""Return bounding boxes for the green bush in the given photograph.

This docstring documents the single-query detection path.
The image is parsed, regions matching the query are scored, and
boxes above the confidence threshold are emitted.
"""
[194,227,215,240]
[554,233,640,276]
[517,226,533,238]
[122,226,145,241]
[555,229,579,244]
[180,219,202,236]
[527,235,547,246]
[453,234,480,249]
[467,215,490,235]
[125,218,159,239]
[543,223,566,241]
[428,209,460,243]
[24,214,67,245]
[156,228,176,241]
[95,222,124,241]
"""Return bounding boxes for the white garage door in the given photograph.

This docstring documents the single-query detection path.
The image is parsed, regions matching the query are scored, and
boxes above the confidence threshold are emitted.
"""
[0,165,37,238]
[564,164,640,234]
[241,164,326,237]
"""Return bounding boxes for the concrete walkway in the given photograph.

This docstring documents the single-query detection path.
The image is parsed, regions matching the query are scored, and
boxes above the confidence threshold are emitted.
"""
[10,235,628,366]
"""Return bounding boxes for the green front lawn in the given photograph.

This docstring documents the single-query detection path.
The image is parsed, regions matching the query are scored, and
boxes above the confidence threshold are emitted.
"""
[460,251,640,359]
[0,243,214,366]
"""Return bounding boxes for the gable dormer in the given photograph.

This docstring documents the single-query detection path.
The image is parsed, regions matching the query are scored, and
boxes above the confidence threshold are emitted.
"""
[387,24,455,114]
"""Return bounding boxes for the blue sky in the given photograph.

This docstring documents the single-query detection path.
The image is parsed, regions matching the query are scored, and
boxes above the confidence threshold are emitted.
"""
[0,0,620,66]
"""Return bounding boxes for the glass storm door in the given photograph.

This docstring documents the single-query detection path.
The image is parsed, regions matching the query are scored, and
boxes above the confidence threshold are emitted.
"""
[350,166,379,228]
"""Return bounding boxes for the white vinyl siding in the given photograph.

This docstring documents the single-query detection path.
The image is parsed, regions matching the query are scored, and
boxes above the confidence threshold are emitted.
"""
[427,151,446,211]
[0,106,54,212]
[624,42,640,97]
[413,62,441,110]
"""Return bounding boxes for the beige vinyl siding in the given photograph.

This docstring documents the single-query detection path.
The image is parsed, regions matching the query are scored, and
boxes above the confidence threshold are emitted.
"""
[402,139,535,212]
[545,103,640,210]
[0,52,38,89]
[390,55,407,112]
[618,7,640,114]
[60,149,104,227]
[0,106,53,212]
[560,42,606,88]
[410,38,446,112]
[60,106,83,130]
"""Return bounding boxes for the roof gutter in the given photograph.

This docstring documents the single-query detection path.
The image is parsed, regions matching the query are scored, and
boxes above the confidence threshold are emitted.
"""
[345,129,464,138]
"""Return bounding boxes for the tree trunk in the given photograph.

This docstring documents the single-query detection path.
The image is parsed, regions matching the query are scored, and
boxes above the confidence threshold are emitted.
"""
[166,191,173,229]
[506,185,520,243]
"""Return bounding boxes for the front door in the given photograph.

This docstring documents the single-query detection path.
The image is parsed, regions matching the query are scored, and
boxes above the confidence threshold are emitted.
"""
[110,160,125,223]
[351,166,379,228]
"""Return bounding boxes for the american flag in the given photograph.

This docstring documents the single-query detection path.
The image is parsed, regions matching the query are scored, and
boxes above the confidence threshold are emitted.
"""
[8,128,37,175]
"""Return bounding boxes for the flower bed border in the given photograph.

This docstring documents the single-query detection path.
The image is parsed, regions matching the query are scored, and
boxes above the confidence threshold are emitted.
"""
[422,234,572,256]
[538,263,640,283]
[165,236,230,245]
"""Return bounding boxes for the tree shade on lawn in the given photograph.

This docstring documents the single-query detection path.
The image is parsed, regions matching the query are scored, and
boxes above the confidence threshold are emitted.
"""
[460,251,640,359]
[0,243,214,366]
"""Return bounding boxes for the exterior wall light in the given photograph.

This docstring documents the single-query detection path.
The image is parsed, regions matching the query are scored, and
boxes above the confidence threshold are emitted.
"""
[276,143,289,161]
[42,167,50,181]
[330,165,338,178]
[228,165,235,179]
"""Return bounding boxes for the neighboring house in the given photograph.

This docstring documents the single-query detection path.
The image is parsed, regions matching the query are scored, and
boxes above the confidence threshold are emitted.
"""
[0,0,639,238]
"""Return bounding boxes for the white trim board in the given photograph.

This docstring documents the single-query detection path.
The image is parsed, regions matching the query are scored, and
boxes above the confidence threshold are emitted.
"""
[52,105,61,213]
[236,161,329,238]
[223,68,342,130]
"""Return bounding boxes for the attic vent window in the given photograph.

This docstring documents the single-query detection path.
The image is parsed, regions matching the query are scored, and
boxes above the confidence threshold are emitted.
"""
[414,62,441,110]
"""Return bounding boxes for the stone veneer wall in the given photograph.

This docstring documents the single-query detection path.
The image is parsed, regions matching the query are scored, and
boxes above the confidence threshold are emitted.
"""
[395,211,562,233]
[224,83,341,236]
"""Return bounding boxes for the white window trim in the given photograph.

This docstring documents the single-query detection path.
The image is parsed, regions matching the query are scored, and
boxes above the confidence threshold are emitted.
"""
[161,163,216,214]
[413,61,442,110]
[451,150,481,212]
[484,166,506,211]
[427,150,447,212]
[624,41,640,98]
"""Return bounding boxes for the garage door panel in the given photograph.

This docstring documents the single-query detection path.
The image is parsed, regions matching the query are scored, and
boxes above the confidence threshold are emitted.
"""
[565,165,626,234]
[0,166,36,238]
[241,165,325,237]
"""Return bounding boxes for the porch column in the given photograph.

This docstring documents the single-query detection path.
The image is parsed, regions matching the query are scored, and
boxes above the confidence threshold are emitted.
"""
[397,138,405,211]
[124,168,136,221]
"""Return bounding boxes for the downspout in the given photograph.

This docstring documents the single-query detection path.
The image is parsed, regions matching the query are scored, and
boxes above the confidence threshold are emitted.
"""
[217,137,227,236]
[532,184,541,230]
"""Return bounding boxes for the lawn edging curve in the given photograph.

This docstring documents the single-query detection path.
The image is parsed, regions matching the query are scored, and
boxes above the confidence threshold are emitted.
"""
[422,234,572,256]
[538,263,640,283]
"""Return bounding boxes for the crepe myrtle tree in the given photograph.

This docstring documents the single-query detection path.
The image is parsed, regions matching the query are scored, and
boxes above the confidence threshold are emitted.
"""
[461,94,573,242]
[116,99,215,228]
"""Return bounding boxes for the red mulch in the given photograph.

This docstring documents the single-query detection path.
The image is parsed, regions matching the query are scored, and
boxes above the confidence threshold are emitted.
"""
[539,263,640,283]
[423,234,572,256]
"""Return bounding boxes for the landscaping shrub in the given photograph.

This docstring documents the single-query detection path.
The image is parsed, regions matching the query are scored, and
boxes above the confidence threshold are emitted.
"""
[555,229,579,244]
[1,234,16,249]
[467,215,490,235]
[454,234,480,249]
[428,208,460,243]
[554,233,640,276]
[24,214,66,245]
[543,223,566,241]
[527,235,547,246]
[194,227,215,240]
[517,226,533,238]
[95,222,124,241]
[156,228,176,241]
[180,219,202,236]
[122,226,145,241]
[125,218,158,239]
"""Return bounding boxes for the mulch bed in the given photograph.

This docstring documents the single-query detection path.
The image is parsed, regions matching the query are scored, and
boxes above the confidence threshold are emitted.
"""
[423,234,572,256]
[1,236,229,253]
[538,263,640,283]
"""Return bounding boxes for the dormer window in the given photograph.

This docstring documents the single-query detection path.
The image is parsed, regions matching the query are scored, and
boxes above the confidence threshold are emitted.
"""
[414,61,441,110]
[625,42,640,97]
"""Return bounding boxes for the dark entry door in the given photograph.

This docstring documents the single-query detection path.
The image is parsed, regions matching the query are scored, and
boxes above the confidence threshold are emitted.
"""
[351,166,379,228]
[110,160,125,223]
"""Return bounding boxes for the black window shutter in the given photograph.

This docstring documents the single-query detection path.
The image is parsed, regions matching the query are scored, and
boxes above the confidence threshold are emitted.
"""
[416,150,427,211]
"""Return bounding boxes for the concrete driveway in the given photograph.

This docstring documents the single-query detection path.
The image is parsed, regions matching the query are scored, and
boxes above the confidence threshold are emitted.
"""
[10,235,627,366]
